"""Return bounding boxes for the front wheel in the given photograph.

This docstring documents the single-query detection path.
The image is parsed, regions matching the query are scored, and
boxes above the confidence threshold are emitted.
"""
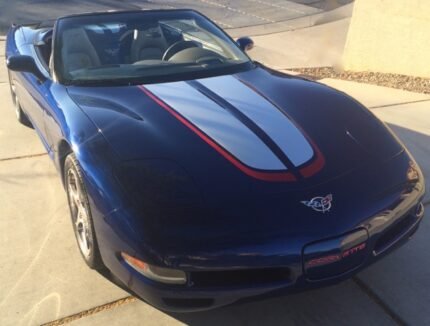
[65,153,104,270]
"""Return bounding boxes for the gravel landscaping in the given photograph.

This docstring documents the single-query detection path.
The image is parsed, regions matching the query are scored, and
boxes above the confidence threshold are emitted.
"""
[290,67,430,94]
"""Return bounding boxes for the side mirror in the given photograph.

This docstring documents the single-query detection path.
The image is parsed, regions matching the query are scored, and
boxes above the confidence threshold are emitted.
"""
[6,55,46,81]
[236,37,254,52]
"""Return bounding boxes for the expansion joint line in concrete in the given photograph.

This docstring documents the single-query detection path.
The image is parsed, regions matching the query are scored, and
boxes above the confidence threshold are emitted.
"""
[0,153,47,162]
[369,98,430,109]
[352,277,406,326]
[42,296,136,326]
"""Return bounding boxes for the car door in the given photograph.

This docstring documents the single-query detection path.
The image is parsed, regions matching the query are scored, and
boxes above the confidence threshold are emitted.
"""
[15,44,54,153]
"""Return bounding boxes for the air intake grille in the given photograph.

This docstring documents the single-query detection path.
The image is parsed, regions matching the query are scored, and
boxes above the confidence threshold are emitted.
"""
[190,268,291,287]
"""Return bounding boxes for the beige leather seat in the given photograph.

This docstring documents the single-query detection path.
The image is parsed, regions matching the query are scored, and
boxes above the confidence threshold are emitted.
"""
[131,26,168,62]
[61,28,101,72]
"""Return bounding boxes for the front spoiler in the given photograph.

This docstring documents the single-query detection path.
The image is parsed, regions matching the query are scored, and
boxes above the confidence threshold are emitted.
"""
[102,183,425,312]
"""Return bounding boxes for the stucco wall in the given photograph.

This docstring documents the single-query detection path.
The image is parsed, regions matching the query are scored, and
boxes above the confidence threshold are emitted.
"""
[343,0,430,78]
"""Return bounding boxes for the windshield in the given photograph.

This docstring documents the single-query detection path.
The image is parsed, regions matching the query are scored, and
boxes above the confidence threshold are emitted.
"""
[54,10,252,85]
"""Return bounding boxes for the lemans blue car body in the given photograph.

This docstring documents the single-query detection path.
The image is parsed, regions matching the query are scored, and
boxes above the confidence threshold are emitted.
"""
[5,9,425,312]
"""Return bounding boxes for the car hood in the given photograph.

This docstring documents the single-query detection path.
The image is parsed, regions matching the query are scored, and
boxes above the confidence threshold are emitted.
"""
[67,66,402,188]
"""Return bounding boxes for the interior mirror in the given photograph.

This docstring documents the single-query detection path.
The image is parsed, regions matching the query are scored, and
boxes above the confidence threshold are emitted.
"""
[6,55,46,81]
[236,37,254,52]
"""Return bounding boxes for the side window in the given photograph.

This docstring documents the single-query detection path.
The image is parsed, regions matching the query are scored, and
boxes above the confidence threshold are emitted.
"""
[35,32,53,71]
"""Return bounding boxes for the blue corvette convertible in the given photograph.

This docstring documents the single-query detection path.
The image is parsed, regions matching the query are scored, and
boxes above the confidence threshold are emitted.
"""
[5,9,425,311]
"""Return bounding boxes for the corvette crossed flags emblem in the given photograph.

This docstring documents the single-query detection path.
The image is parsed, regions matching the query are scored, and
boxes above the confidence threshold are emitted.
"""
[301,194,333,213]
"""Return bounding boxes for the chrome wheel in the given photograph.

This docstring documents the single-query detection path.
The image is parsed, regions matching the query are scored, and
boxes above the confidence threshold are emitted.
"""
[67,168,92,259]
[8,75,33,128]
[14,92,21,121]
[10,80,20,119]
[9,80,20,120]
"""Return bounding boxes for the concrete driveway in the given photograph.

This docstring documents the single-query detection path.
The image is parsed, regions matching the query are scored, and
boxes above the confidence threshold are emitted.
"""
[1,32,430,326]
[0,0,353,34]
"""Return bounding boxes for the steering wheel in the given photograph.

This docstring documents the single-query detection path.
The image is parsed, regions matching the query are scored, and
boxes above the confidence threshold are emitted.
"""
[196,56,225,64]
[162,40,199,61]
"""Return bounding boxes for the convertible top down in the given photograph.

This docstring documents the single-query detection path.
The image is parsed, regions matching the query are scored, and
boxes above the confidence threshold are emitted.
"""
[5,9,425,311]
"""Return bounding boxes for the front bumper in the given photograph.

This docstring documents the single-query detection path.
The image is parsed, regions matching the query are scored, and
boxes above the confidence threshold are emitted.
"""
[103,187,425,312]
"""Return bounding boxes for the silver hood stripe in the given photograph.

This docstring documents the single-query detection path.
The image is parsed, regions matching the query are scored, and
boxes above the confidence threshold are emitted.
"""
[145,81,287,171]
[198,75,315,167]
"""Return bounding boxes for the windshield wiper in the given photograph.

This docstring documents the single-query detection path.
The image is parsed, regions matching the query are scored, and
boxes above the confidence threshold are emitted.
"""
[134,62,192,71]
[68,79,134,87]
[86,64,122,70]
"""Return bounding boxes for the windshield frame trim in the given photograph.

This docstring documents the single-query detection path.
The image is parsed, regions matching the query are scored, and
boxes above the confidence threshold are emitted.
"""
[53,9,253,86]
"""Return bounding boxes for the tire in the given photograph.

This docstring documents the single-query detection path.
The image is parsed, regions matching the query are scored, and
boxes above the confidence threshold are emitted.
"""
[8,71,33,128]
[64,153,104,270]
